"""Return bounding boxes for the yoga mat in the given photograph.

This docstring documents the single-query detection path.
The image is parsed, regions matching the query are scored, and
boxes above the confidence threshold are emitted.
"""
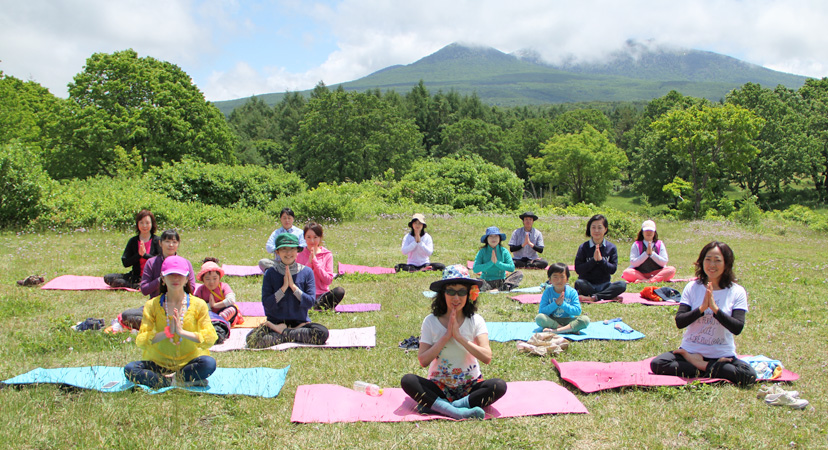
[628,277,697,284]
[236,302,264,316]
[334,303,381,313]
[234,316,266,328]
[553,356,800,393]
[486,320,645,342]
[40,275,138,292]
[512,292,679,306]
[2,366,290,397]
[223,264,264,277]
[211,326,376,352]
[235,302,380,317]
[338,263,396,275]
[290,380,587,423]
[466,261,574,272]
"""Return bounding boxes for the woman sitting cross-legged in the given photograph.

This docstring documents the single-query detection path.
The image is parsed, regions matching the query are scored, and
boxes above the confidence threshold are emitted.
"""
[246,233,329,348]
[649,241,757,386]
[124,256,217,388]
[296,222,345,310]
[400,264,507,420]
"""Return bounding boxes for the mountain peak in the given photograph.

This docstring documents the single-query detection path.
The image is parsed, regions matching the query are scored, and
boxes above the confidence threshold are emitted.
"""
[414,42,517,65]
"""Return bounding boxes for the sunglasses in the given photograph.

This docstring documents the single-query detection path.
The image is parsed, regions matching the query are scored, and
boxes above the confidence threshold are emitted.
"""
[444,288,469,297]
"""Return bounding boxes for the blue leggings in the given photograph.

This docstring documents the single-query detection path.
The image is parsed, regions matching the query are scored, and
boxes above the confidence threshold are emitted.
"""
[124,355,216,388]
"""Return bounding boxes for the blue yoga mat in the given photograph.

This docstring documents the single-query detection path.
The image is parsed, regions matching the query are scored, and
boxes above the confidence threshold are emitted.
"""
[3,366,290,398]
[486,321,645,342]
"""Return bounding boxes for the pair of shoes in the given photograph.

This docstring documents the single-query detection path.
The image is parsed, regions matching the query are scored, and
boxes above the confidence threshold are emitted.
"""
[399,335,420,350]
[765,392,809,409]
[757,384,799,399]
[17,275,45,287]
[73,318,105,331]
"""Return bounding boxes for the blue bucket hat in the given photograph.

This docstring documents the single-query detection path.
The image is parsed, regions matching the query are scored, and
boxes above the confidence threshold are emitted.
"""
[429,264,485,291]
[480,226,507,243]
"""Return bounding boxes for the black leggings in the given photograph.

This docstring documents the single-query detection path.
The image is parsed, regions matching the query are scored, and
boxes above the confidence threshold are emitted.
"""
[650,351,757,387]
[395,263,446,273]
[246,322,329,348]
[400,374,507,408]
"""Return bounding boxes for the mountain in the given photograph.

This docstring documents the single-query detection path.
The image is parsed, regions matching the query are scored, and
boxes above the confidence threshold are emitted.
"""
[213,42,811,115]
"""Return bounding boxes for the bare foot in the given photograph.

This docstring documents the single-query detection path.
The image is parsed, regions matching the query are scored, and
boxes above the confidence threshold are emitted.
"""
[274,323,287,333]
[673,349,709,372]
[579,295,596,303]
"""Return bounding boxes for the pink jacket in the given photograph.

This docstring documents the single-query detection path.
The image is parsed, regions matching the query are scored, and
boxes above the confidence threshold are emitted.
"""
[296,246,334,298]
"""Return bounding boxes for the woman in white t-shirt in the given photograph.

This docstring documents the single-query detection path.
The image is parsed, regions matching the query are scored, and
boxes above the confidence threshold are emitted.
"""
[650,242,757,386]
[396,213,445,273]
[400,265,507,420]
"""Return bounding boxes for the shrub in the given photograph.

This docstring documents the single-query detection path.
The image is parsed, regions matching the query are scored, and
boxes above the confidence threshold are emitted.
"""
[267,180,418,223]
[35,175,269,230]
[731,195,762,226]
[146,159,307,210]
[395,155,523,211]
[0,142,54,227]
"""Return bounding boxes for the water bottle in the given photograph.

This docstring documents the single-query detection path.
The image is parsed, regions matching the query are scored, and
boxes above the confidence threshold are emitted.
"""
[353,380,383,396]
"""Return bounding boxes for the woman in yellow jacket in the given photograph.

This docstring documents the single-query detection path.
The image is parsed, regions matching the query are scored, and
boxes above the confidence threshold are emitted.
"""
[125,255,218,388]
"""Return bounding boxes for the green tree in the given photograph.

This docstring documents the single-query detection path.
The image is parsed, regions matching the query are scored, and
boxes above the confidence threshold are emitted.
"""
[227,96,278,166]
[550,109,613,138]
[502,118,555,184]
[0,142,54,226]
[435,118,512,171]
[0,73,63,153]
[624,91,705,202]
[292,90,424,185]
[650,103,763,218]
[798,77,828,200]
[527,125,627,205]
[50,49,236,178]
[727,83,816,199]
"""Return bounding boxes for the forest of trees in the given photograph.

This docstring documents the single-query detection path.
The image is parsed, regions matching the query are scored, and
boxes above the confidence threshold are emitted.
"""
[3,49,828,229]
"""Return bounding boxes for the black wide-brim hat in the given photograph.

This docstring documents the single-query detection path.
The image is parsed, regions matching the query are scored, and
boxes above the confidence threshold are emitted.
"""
[519,211,539,221]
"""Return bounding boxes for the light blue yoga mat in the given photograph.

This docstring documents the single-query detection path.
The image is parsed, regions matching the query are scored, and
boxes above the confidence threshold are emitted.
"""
[486,321,645,342]
[3,366,290,398]
[422,285,543,298]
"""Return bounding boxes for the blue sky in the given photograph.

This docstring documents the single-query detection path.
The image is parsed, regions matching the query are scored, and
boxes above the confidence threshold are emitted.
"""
[2,0,828,101]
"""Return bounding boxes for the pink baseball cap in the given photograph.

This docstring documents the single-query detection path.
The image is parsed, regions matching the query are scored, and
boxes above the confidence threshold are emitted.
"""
[161,255,190,277]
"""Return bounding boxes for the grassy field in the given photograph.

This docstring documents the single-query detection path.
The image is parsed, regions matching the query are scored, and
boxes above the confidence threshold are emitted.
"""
[0,214,825,449]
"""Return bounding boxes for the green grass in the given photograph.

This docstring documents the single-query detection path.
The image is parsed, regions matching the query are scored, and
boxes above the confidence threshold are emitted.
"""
[0,214,826,449]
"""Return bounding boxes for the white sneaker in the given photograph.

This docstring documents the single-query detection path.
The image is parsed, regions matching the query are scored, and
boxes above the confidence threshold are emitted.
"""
[757,384,799,399]
[765,392,809,409]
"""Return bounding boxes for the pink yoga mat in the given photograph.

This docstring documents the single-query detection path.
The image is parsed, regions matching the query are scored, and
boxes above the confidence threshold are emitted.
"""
[553,357,800,393]
[290,380,588,423]
[510,292,678,306]
[40,275,138,292]
[210,326,376,352]
[235,302,380,317]
[338,263,396,275]
[627,277,697,284]
[223,265,264,276]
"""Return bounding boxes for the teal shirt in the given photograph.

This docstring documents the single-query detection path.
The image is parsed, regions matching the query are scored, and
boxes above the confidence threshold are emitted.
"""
[473,245,515,281]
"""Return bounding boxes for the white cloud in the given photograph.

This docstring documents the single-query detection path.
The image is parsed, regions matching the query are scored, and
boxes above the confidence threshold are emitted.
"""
[3,0,828,101]
[0,0,211,96]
